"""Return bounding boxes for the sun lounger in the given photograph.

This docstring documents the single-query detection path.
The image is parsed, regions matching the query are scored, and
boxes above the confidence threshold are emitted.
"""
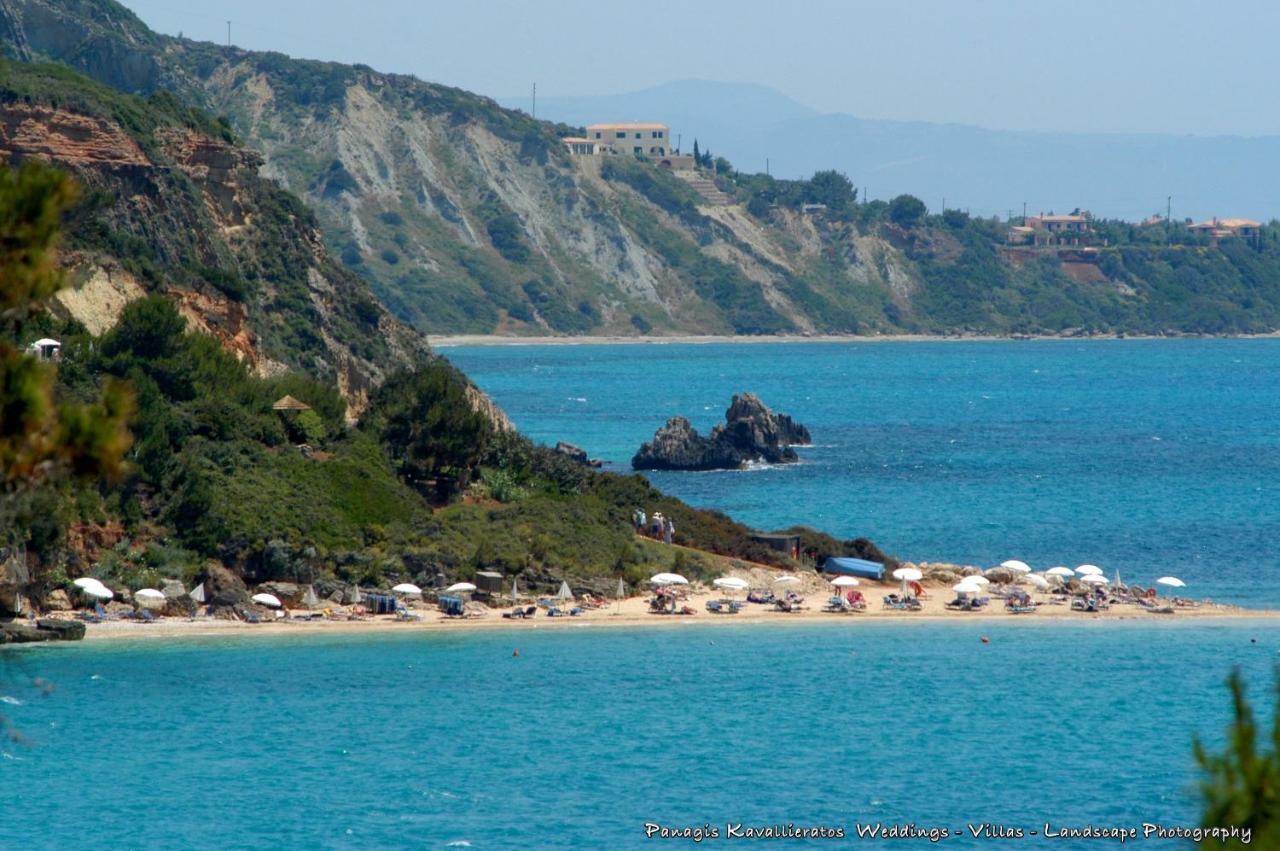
[546,606,565,617]
[706,600,724,613]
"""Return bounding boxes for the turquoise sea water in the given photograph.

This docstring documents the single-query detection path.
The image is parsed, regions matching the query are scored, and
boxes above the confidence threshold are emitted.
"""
[447,340,1280,607]
[4,621,1277,849]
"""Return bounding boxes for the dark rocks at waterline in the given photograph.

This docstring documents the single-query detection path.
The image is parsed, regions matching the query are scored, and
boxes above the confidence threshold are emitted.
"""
[0,618,85,643]
[555,441,603,468]
[632,393,812,472]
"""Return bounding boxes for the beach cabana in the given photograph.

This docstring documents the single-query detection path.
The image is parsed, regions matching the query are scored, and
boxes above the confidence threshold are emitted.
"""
[475,571,504,596]
[821,557,884,580]
[271,395,311,412]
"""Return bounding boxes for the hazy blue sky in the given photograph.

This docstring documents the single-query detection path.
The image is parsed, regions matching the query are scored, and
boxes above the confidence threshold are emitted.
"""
[122,0,1278,136]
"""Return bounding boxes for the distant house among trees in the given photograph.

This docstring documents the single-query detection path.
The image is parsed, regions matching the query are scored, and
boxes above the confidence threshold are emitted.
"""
[1188,217,1261,245]
[1020,211,1091,245]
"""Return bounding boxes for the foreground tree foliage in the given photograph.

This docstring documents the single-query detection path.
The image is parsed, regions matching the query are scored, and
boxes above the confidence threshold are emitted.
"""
[1196,668,1280,848]
[363,362,493,497]
[0,162,132,542]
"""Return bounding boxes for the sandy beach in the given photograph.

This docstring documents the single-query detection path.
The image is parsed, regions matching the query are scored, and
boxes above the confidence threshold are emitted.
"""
[74,570,1277,644]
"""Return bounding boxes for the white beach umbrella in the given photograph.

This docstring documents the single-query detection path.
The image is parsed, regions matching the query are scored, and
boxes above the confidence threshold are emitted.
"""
[251,593,282,608]
[1156,576,1186,589]
[891,566,923,597]
[391,583,422,596]
[556,580,573,602]
[82,584,113,600]
[72,577,107,591]
[445,582,477,594]
[134,588,166,609]
[514,577,522,605]
[1079,574,1108,585]
[1076,564,1104,576]
[967,575,991,586]
[952,581,982,595]
[1000,560,1032,574]
[830,576,860,588]
[1046,567,1075,579]
[650,572,688,586]
[772,575,801,586]
[189,582,206,604]
[302,585,320,610]
[1023,574,1050,591]
[713,577,749,591]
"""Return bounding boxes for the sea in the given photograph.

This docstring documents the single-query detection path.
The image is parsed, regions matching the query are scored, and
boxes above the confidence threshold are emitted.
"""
[3,622,1276,848]
[6,339,1280,849]
[447,339,1280,608]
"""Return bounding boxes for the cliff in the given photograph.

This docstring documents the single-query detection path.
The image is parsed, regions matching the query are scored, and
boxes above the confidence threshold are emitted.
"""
[6,0,1280,337]
[0,60,430,412]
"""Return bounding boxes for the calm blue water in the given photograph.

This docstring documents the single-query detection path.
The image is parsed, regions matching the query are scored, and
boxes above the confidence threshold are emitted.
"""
[447,340,1280,607]
[4,622,1277,849]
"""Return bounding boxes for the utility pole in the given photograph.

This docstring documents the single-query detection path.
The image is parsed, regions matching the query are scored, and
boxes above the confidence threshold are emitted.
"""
[226,21,231,47]
[531,82,536,120]
[1166,195,1172,245]
[676,133,682,153]
[766,157,770,176]
[1022,201,1027,223]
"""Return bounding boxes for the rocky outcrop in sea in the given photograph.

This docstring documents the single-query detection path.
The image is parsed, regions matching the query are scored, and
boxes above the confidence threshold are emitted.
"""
[632,393,812,471]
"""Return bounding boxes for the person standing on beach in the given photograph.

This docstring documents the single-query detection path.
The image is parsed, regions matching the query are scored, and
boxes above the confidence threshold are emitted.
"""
[664,518,674,545]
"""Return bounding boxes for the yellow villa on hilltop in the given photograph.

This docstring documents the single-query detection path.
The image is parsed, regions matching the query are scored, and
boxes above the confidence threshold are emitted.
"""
[585,122,671,156]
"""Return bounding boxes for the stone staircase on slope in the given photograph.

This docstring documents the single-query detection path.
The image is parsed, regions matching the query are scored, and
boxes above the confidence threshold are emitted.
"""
[675,170,734,206]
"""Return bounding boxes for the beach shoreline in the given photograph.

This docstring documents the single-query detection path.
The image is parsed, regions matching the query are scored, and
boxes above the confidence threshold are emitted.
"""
[428,332,1280,348]
[69,594,1279,644]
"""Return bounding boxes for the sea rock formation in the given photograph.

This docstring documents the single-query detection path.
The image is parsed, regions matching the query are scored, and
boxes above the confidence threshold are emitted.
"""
[632,393,812,471]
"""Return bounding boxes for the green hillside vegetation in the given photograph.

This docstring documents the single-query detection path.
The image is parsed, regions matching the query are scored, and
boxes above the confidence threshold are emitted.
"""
[0,59,422,395]
[24,292,877,595]
[5,163,879,596]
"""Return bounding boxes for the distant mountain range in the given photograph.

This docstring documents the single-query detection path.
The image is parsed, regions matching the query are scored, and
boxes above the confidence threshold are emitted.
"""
[507,80,1280,222]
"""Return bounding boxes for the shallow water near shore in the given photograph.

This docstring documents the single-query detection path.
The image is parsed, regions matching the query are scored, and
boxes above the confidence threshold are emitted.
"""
[448,339,1280,607]
[3,621,1276,848]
